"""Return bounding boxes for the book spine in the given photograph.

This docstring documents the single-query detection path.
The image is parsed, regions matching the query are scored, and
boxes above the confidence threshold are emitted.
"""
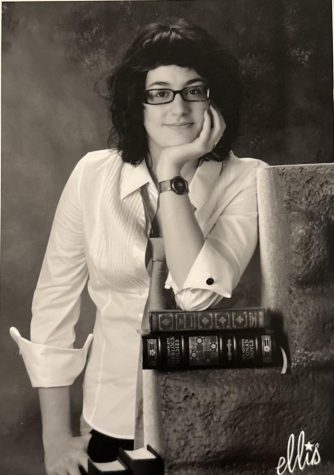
[149,308,267,332]
[142,331,280,370]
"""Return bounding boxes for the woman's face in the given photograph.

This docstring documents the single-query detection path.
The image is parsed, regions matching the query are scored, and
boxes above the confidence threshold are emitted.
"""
[143,65,210,157]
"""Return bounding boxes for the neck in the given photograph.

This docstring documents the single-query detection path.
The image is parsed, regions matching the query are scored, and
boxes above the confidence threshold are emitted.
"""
[146,142,161,178]
[145,150,159,186]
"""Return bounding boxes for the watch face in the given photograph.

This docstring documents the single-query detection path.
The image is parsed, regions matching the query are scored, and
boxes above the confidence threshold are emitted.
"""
[172,176,188,194]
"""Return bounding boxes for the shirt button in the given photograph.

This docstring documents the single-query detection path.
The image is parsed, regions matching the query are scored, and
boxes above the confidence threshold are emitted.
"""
[206,277,214,285]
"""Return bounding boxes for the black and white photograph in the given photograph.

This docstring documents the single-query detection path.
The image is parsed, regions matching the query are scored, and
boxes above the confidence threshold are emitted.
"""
[1,1,333,474]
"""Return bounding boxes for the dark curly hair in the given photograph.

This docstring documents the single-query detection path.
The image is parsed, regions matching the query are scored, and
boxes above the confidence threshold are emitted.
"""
[107,19,242,165]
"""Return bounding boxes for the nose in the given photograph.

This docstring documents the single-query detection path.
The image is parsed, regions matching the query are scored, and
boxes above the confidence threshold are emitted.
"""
[170,91,190,114]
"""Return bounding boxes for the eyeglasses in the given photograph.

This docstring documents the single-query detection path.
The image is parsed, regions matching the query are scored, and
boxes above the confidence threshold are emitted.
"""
[143,85,210,105]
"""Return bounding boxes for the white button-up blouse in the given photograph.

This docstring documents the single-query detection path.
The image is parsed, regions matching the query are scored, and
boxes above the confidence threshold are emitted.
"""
[10,149,266,439]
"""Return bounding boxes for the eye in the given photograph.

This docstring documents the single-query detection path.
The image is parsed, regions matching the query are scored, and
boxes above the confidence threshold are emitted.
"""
[152,89,170,97]
[188,86,205,95]
[144,89,173,104]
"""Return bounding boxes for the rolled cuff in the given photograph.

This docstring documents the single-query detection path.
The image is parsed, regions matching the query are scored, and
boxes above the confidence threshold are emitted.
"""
[9,327,93,387]
[174,288,223,311]
[165,241,238,306]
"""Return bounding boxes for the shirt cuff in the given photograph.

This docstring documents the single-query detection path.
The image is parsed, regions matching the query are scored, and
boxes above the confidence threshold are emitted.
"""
[174,287,224,311]
[9,327,93,387]
[165,240,237,301]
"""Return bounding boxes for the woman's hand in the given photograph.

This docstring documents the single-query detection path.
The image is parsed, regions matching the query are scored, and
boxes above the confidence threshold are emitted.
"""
[44,433,91,475]
[156,104,226,180]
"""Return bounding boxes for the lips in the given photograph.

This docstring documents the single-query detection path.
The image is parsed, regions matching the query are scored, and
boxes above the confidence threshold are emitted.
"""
[164,122,194,127]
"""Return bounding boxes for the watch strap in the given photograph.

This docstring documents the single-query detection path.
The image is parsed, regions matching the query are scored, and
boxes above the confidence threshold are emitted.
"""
[159,176,189,195]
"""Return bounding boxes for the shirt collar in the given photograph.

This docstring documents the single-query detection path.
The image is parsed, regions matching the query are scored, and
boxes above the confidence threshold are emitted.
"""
[120,160,155,200]
[120,152,232,205]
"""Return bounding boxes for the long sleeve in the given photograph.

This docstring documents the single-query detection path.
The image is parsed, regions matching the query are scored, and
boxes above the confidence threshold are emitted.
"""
[10,158,93,387]
[165,158,265,310]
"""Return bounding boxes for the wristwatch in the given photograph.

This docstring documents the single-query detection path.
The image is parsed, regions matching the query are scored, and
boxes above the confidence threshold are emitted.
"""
[159,176,189,195]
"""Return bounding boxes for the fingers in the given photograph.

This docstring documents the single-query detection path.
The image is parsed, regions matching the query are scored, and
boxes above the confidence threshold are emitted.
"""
[209,105,226,149]
[197,109,212,144]
[68,447,89,474]
[46,442,89,475]
[69,463,86,475]
[196,105,226,154]
[210,104,226,136]
[77,451,89,472]
[48,456,88,475]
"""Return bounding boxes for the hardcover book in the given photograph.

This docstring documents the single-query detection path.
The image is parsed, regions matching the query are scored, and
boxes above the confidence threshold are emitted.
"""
[149,307,269,332]
[142,330,280,370]
[87,458,130,475]
[118,446,164,475]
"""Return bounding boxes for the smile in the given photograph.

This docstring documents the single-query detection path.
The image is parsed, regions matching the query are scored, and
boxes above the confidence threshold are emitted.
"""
[164,123,194,128]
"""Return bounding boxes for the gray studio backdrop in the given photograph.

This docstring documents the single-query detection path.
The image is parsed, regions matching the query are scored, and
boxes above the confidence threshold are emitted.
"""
[1,1,333,474]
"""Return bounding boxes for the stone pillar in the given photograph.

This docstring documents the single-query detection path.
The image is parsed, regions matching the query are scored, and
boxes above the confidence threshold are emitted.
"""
[143,164,334,475]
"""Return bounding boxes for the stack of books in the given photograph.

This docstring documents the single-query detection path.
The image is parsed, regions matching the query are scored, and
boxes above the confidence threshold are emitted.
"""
[142,307,283,370]
[88,445,164,475]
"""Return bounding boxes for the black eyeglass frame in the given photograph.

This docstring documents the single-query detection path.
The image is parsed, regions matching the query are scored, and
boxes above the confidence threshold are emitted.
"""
[143,85,210,105]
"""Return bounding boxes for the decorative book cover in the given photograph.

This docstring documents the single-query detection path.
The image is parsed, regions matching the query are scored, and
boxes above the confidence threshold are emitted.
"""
[149,307,269,332]
[142,330,281,370]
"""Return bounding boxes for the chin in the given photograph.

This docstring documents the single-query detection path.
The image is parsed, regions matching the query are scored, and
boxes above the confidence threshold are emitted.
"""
[162,130,199,146]
[165,138,193,147]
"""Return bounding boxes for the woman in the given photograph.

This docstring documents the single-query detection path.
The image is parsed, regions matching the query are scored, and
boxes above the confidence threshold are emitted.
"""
[10,19,266,475]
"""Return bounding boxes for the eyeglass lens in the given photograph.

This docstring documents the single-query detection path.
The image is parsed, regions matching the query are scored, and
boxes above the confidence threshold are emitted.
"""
[145,85,209,104]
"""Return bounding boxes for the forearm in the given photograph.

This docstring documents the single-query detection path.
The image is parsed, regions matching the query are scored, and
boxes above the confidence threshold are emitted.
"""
[157,162,204,288]
[153,105,226,288]
[38,386,72,445]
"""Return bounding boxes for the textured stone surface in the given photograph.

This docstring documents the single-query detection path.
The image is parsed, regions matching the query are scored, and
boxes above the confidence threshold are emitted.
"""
[144,368,334,472]
[258,165,334,366]
[144,164,334,475]
[165,461,334,475]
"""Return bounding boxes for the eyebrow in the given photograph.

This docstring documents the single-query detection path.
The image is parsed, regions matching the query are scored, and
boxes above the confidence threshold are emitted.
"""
[146,78,205,89]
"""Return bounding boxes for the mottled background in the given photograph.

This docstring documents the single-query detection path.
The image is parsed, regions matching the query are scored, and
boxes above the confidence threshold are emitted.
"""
[1,1,333,474]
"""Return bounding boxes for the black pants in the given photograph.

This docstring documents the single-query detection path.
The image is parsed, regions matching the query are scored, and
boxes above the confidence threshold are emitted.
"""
[80,430,134,474]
